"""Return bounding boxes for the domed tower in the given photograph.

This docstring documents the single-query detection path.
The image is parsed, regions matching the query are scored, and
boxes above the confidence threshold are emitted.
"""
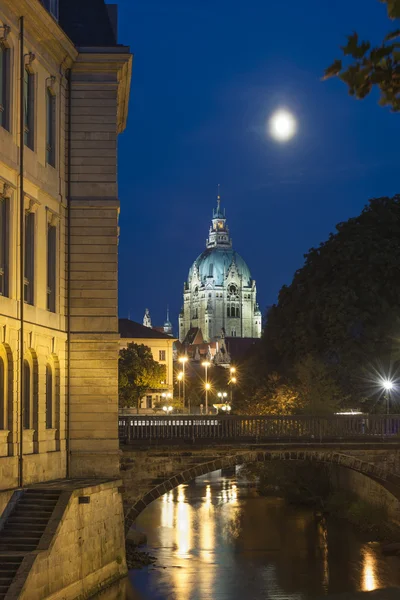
[179,191,261,343]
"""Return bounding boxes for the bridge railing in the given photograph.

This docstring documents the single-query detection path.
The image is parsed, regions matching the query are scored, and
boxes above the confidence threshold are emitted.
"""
[118,414,400,443]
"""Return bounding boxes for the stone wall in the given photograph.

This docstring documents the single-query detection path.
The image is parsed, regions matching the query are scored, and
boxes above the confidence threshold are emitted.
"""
[8,480,126,600]
[68,50,131,479]
[330,465,400,526]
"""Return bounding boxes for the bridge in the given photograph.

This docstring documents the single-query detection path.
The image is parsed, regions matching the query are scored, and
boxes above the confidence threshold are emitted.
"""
[119,415,400,532]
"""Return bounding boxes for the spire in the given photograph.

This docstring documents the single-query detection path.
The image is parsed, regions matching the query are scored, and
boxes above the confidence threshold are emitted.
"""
[207,187,232,249]
[163,305,173,335]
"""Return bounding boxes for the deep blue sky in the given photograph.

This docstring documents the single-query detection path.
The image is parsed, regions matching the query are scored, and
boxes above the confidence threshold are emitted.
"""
[113,0,399,330]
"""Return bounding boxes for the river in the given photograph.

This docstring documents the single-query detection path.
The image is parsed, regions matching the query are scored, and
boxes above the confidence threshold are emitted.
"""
[96,470,400,599]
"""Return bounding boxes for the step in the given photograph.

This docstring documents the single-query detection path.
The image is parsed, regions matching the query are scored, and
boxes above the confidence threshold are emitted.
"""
[1,529,44,537]
[8,518,48,525]
[11,508,53,517]
[14,502,55,510]
[0,533,42,542]
[4,522,47,531]
[0,546,37,552]
[18,500,57,507]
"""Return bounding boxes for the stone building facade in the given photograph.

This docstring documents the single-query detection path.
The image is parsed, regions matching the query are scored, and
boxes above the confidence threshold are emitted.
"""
[0,0,132,489]
[179,193,262,343]
[119,318,176,413]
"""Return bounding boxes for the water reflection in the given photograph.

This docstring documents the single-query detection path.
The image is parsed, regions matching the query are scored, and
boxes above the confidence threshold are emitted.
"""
[362,546,378,592]
[128,473,400,600]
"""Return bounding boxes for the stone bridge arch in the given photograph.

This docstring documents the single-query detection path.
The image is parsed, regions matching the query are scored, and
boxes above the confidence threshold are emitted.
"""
[123,449,400,532]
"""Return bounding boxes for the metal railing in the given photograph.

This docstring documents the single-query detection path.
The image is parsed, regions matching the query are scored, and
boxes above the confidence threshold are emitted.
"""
[118,414,400,443]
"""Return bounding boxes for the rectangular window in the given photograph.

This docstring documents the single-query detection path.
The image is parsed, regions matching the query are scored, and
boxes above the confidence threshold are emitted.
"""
[159,350,166,361]
[0,45,9,131]
[47,223,56,312]
[24,69,34,150]
[0,196,8,297]
[146,395,152,409]
[46,89,56,167]
[46,365,53,429]
[23,361,30,429]
[24,211,35,305]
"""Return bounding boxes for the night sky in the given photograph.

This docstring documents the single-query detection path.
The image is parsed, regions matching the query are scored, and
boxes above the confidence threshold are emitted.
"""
[113,0,399,331]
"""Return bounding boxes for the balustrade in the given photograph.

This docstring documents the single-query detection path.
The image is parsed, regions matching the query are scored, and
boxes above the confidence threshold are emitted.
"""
[118,414,400,443]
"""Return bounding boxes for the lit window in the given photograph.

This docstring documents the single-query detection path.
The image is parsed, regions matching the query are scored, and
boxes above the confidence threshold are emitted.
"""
[46,365,52,429]
[24,69,34,150]
[23,360,30,429]
[46,88,56,167]
[24,211,35,305]
[47,223,56,312]
[159,350,166,361]
[0,195,8,296]
[0,44,10,130]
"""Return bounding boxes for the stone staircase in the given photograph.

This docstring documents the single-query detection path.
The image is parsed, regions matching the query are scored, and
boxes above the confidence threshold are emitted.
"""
[0,489,61,599]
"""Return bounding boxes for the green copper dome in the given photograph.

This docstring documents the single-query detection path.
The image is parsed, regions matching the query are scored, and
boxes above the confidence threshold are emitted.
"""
[189,248,252,287]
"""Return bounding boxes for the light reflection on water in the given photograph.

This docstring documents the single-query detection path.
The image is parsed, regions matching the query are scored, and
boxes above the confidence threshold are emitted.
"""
[98,472,400,599]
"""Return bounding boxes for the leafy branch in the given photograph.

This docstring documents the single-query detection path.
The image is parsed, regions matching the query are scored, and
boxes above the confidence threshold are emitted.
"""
[324,0,400,111]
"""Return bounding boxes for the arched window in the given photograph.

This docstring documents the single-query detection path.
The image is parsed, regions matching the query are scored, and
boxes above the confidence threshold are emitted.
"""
[23,360,31,429]
[46,365,53,429]
[227,306,230,317]
[236,307,240,318]
[0,356,4,430]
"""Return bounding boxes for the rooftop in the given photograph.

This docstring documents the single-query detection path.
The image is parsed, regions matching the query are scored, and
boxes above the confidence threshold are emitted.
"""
[119,319,176,341]
[59,0,117,46]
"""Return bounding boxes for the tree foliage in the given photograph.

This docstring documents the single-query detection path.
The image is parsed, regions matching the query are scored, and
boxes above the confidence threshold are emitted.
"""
[261,195,400,410]
[324,0,400,110]
[119,343,166,412]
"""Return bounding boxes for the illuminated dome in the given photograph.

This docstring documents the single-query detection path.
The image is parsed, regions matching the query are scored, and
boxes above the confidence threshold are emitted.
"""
[189,248,252,288]
[179,190,262,343]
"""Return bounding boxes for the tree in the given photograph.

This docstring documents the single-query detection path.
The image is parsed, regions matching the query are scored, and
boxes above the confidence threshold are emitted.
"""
[119,343,166,413]
[262,195,400,410]
[324,0,400,110]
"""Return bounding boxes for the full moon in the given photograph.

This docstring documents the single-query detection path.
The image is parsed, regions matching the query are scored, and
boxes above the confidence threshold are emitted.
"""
[268,109,297,141]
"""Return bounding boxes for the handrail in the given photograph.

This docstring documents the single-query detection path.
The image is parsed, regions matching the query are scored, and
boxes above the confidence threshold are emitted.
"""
[118,414,400,443]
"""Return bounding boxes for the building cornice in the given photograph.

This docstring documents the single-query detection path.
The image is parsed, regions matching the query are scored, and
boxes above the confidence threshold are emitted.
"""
[1,0,77,68]
[73,49,133,133]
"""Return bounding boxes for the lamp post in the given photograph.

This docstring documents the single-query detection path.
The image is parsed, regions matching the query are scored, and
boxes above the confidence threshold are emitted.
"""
[177,371,183,402]
[382,379,394,415]
[217,391,228,414]
[229,366,237,406]
[178,356,188,412]
[202,361,211,414]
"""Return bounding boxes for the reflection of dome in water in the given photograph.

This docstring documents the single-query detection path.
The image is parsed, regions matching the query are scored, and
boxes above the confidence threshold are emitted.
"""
[179,192,262,344]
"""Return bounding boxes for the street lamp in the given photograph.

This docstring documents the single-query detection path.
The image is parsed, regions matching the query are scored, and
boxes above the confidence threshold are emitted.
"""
[229,367,237,405]
[381,379,394,415]
[162,392,173,414]
[177,371,183,401]
[178,356,188,412]
[202,361,211,414]
[217,391,229,413]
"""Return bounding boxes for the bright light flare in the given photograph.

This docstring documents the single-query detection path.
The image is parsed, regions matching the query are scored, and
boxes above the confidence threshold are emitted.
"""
[269,109,297,142]
[382,379,394,391]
